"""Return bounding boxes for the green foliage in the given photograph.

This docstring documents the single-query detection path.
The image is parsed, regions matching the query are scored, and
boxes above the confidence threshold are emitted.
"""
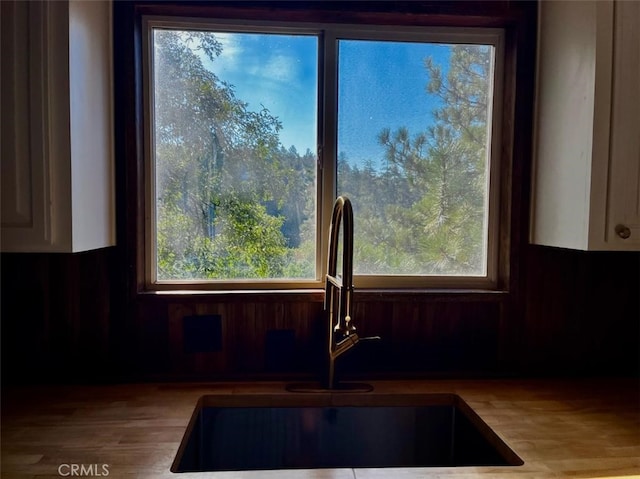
[153,30,316,280]
[346,44,492,275]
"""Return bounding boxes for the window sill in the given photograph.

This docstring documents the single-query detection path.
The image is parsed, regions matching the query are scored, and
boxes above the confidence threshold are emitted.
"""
[354,289,508,302]
[138,289,326,303]
[136,288,508,303]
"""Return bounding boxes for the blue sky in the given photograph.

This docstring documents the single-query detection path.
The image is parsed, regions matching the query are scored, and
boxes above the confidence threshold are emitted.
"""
[201,32,318,155]
[338,40,450,167]
[199,32,451,169]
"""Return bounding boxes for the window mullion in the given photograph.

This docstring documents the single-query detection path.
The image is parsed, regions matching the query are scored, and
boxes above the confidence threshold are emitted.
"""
[319,29,338,281]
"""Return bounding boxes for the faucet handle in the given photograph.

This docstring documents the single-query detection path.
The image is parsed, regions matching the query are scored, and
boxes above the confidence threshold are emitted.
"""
[334,315,357,334]
[344,315,357,333]
[359,335,381,341]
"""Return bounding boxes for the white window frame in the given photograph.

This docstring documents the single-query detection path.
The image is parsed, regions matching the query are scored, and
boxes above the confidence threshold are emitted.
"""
[142,16,504,291]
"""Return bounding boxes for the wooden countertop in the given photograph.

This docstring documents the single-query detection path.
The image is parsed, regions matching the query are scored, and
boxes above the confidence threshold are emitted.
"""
[2,378,639,478]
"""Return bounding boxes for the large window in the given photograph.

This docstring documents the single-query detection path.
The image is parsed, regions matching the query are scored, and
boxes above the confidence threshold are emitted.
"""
[143,18,503,290]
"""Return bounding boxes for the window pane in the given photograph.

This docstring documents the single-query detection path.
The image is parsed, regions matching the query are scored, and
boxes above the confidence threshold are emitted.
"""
[152,29,318,281]
[337,40,494,276]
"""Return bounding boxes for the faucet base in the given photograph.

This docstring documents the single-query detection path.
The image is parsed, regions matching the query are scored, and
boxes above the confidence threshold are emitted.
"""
[285,382,374,393]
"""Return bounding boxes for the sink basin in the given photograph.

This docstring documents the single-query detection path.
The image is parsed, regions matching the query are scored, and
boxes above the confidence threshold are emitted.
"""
[172,393,522,472]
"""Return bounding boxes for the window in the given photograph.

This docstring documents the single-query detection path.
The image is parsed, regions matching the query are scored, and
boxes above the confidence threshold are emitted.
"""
[143,18,503,290]
[148,27,319,284]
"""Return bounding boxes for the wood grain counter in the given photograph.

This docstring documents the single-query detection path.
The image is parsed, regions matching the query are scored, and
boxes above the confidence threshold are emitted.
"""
[2,379,638,478]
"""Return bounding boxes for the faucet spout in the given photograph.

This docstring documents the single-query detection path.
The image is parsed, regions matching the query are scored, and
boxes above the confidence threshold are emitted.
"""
[324,196,369,389]
[286,196,380,393]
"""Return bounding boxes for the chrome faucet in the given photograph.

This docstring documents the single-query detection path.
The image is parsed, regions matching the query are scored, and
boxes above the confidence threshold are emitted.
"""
[324,196,380,390]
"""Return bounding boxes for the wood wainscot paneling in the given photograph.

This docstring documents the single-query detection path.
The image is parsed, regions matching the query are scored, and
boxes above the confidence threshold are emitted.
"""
[344,300,504,378]
[130,297,325,381]
[1,250,114,383]
[522,246,640,376]
[134,294,506,382]
[2,247,636,383]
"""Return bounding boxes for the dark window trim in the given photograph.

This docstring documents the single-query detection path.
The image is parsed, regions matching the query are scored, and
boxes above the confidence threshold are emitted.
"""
[113,1,536,303]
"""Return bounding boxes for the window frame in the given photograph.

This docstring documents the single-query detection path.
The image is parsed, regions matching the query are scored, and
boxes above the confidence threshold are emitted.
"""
[141,15,505,292]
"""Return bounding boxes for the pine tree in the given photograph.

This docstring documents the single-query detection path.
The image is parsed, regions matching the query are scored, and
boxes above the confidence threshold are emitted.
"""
[376,44,493,274]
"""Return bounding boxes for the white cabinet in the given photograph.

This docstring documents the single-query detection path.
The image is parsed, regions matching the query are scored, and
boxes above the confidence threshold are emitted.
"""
[531,0,640,251]
[1,0,114,252]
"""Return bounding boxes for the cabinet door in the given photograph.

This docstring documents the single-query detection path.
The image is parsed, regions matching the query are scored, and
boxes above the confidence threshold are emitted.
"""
[607,0,640,247]
[531,0,614,250]
[1,0,114,253]
[1,1,54,250]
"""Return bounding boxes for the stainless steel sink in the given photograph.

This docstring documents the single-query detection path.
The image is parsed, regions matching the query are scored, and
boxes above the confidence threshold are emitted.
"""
[172,393,523,472]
